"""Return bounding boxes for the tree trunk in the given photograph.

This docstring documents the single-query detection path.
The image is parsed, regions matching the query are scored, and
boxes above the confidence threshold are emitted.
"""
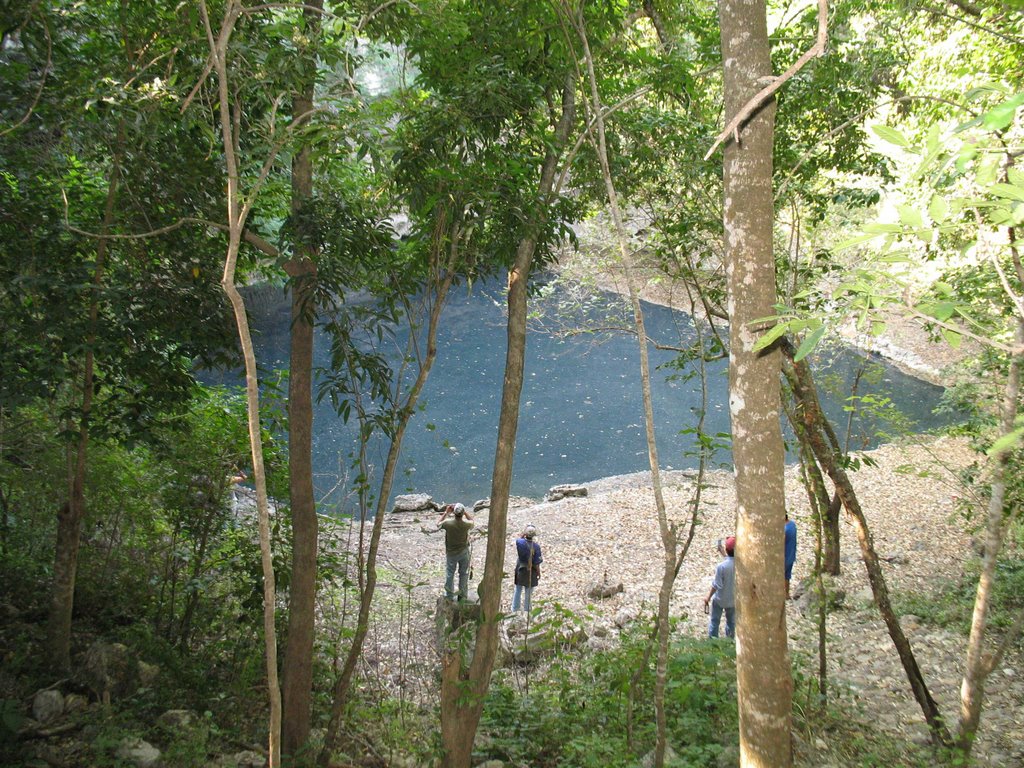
[281,1,323,760]
[718,0,792,762]
[202,1,282,762]
[318,267,454,766]
[957,316,1024,753]
[782,345,951,745]
[47,132,122,671]
[438,78,575,768]
[572,12,677,763]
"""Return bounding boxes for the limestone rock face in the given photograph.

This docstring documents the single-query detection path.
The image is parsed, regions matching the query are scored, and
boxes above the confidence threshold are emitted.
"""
[392,493,435,513]
[32,689,64,724]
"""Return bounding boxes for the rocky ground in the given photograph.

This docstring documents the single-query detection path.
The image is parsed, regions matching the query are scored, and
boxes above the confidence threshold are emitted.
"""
[363,435,1023,767]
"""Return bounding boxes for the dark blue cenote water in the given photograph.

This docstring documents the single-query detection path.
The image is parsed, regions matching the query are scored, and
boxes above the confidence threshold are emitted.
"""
[207,277,956,511]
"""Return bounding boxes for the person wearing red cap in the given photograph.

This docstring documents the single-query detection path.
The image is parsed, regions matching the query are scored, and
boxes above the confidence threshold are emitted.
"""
[704,535,736,638]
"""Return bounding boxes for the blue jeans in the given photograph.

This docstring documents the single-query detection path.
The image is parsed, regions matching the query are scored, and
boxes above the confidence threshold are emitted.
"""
[445,548,471,601]
[511,584,533,612]
[709,601,735,639]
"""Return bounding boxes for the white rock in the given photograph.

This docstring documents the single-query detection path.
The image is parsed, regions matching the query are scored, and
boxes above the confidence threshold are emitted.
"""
[32,689,64,724]
[116,737,161,768]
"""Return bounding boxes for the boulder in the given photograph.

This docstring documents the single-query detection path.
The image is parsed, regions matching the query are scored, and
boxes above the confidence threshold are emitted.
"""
[116,737,161,768]
[157,709,197,729]
[80,641,137,704]
[392,494,434,513]
[586,574,624,600]
[221,750,266,768]
[796,576,846,617]
[614,605,639,629]
[32,689,64,724]
[544,484,587,502]
[499,612,587,665]
[138,661,160,687]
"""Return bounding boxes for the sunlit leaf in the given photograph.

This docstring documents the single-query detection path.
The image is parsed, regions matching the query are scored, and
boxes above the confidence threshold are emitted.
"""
[941,327,962,348]
[981,93,1024,131]
[897,205,924,229]
[928,194,949,224]
[793,326,826,362]
[752,322,789,353]
[987,427,1024,456]
[871,124,911,148]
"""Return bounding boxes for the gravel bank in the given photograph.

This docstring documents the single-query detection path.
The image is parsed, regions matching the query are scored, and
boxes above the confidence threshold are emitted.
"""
[372,434,1023,766]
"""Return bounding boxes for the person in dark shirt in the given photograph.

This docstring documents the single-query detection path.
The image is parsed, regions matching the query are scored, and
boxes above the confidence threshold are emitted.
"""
[438,503,474,601]
[785,514,797,599]
[511,524,542,612]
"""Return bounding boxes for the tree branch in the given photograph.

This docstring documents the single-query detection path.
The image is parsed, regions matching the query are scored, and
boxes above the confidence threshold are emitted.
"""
[705,0,828,160]
[0,3,51,138]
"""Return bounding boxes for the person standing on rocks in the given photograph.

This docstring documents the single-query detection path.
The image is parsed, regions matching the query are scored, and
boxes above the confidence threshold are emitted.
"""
[511,524,542,612]
[785,513,797,599]
[438,503,474,602]
[704,535,736,639]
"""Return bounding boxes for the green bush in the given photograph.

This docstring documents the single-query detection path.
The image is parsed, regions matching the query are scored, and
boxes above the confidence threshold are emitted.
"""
[478,622,738,768]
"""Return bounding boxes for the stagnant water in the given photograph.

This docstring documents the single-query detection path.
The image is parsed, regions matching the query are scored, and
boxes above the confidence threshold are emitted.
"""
[209,279,956,511]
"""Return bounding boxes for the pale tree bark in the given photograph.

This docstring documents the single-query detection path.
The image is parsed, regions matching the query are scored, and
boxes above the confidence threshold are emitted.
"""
[718,0,792,762]
[957,309,1024,752]
[199,1,282,763]
[281,1,323,761]
[438,78,575,768]
[569,7,677,764]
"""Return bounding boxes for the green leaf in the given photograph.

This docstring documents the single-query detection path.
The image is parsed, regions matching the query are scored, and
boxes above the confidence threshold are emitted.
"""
[941,327,962,348]
[871,320,887,336]
[897,205,924,229]
[752,322,789,353]
[991,183,1024,202]
[925,123,940,156]
[928,195,950,224]
[871,124,911,148]
[977,156,1000,186]
[955,144,978,172]
[863,223,904,234]
[793,326,826,362]
[981,93,1024,131]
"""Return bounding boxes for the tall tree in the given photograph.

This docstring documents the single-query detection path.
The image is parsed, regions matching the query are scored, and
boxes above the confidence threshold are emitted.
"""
[281,0,323,760]
[716,0,792,764]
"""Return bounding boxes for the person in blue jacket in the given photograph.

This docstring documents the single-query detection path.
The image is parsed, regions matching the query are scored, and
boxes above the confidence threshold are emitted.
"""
[785,514,797,599]
[511,524,542,612]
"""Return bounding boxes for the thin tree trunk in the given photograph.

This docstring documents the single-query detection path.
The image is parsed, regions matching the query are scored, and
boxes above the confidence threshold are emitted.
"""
[318,268,455,766]
[571,9,675,763]
[787,398,828,700]
[957,316,1024,753]
[783,345,951,746]
[718,0,792,762]
[201,1,282,762]
[47,127,122,671]
[439,77,575,768]
[281,1,323,760]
